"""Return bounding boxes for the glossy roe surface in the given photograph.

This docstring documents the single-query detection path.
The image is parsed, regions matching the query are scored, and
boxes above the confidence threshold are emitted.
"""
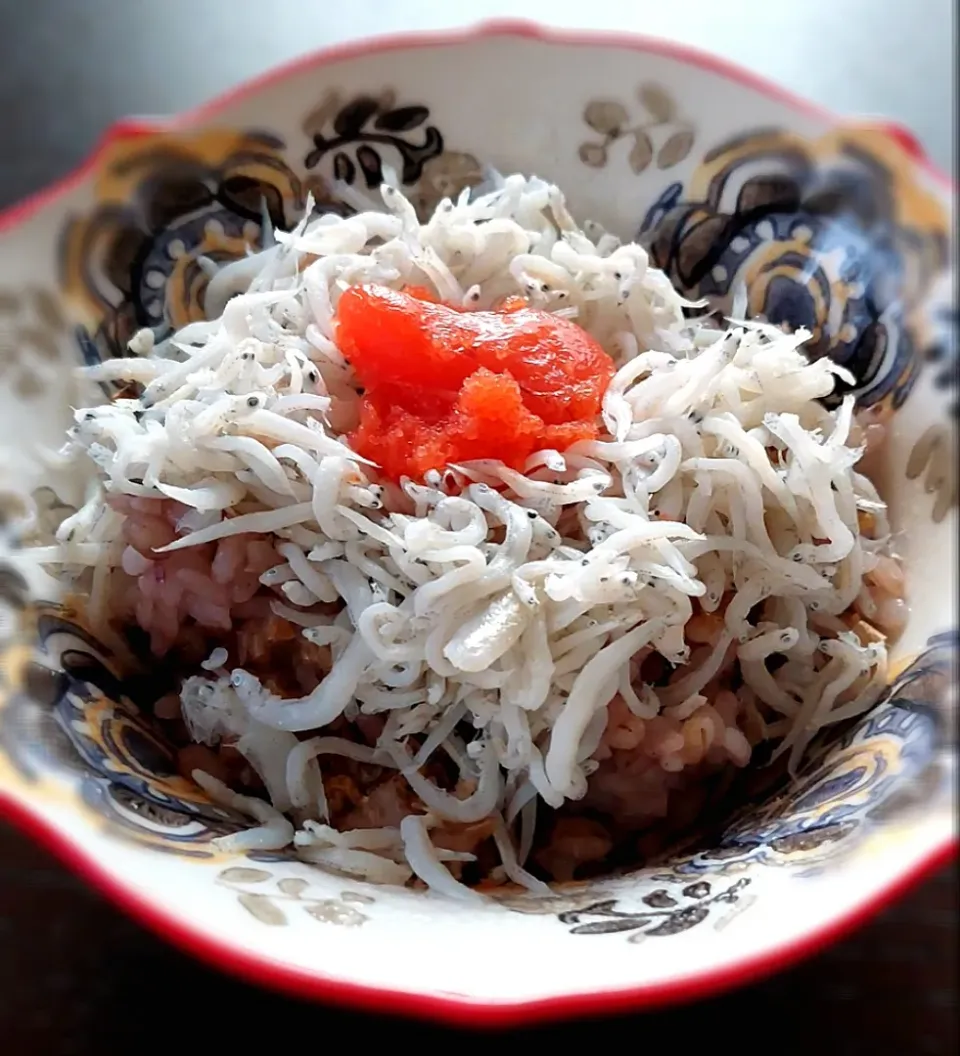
[335,284,615,481]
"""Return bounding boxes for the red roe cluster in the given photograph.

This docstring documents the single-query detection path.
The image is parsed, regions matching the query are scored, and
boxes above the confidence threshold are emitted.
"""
[334,284,615,482]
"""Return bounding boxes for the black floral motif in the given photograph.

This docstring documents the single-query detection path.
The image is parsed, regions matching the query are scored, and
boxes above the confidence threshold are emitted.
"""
[559,878,750,940]
[303,90,444,187]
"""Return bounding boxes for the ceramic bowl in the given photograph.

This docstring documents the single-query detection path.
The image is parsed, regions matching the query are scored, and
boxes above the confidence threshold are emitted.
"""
[0,20,954,1026]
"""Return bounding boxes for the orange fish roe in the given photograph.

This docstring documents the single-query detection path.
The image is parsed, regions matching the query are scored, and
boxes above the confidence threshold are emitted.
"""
[334,284,615,481]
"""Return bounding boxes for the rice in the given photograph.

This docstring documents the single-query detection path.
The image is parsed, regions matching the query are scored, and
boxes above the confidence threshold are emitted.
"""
[28,173,904,897]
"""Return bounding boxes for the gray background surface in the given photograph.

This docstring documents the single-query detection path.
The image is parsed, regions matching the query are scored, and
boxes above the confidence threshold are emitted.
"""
[0,3,955,1053]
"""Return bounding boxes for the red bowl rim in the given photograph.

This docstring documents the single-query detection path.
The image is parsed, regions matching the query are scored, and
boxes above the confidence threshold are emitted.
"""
[0,17,955,1025]
[3,787,955,1026]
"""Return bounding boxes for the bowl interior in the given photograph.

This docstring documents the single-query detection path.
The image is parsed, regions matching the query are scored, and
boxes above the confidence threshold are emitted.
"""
[0,26,954,1011]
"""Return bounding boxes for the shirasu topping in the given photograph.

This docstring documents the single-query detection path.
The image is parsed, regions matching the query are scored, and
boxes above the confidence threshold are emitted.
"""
[42,173,892,897]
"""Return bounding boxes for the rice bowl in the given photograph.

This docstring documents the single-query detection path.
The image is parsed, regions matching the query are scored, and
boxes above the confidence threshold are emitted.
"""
[0,21,952,1019]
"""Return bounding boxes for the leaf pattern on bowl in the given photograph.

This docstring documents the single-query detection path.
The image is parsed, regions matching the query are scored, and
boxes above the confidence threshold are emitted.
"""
[217,866,371,928]
[0,285,68,397]
[906,424,957,522]
[578,83,695,173]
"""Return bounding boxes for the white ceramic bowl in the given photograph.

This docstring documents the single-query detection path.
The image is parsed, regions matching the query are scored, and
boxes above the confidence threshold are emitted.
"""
[0,20,955,1026]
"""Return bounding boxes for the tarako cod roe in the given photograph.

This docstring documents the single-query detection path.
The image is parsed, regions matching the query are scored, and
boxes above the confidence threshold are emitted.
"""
[334,284,615,482]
